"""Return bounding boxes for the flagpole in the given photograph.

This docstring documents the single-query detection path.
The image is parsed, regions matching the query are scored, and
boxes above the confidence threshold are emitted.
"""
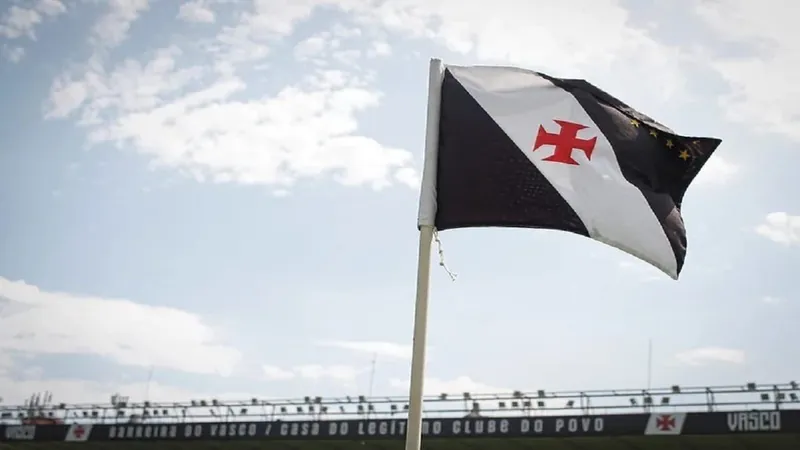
[405,58,445,450]
[405,225,434,450]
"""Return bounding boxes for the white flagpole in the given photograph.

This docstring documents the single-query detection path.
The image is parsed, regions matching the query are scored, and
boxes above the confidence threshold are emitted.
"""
[406,58,445,450]
[404,225,434,450]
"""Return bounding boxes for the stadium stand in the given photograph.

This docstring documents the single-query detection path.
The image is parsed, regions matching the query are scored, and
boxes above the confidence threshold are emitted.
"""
[1,381,798,449]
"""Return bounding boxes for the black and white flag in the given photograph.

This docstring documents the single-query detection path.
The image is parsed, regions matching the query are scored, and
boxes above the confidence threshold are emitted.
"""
[417,62,721,279]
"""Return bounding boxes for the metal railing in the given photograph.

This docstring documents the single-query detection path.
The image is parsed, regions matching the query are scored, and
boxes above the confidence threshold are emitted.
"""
[0,381,797,425]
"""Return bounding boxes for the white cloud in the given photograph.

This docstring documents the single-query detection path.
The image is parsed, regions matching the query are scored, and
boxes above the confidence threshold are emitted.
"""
[366,40,391,58]
[755,212,800,245]
[262,363,366,383]
[0,0,66,40]
[394,167,420,189]
[209,0,342,67]
[0,352,12,374]
[90,0,151,49]
[46,45,416,190]
[318,340,412,360]
[35,0,67,17]
[692,155,740,186]
[294,364,364,382]
[350,0,686,95]
[1,43,24,62]
[692,0,800,141]
[0,6,41,39]
[294,34,329,61]
[46,46,204,120]
[675,347,746,366]
[291,30,367,68]
[761,296,782,305]
[262,365,295,380]
[178,1,215,23]
[43,0,695,193]
[0,277,241,376]
[390,376,507,395]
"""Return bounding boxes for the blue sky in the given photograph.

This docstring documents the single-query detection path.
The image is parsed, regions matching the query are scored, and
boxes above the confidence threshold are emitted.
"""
[0,0,798,410]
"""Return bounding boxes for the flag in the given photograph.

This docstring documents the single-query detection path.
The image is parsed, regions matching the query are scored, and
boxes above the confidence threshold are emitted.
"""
[65,424,92,441]
[417,63,722,279]
[644,413,687,435]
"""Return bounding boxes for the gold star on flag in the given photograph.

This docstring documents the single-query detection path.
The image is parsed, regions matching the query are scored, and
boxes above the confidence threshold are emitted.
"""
[666,139,674,149]
[649,129,658,138]
[630,119,640,127]
[679,150,690,161]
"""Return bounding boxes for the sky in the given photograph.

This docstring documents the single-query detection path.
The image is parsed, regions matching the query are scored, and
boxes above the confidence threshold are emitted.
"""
[0,0,799,414]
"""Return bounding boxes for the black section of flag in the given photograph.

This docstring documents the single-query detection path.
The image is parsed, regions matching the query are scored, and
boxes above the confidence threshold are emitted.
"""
[540,76,721,207]
[434,69,589,236]
[538,75,722,274]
